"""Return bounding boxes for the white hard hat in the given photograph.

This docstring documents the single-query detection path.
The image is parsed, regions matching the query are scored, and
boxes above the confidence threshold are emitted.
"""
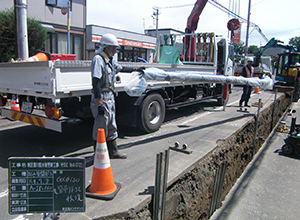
[247,57,254,62]
[100,34,120,47]
[295,62,300,67]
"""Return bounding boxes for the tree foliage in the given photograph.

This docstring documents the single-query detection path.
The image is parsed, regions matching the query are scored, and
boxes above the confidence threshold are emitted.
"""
[289,36,300,51]
[233,42,245,62]
[248,45,259,54]
[0,7,47,62]
[0,8,15,62]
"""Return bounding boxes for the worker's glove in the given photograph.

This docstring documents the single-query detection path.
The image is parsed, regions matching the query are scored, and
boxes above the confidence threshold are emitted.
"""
[98,105,105,115]
[135,67,146,79]
[136,67,145,73]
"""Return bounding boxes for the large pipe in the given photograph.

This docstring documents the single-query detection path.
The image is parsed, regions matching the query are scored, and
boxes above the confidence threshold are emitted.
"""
[124,67,274,97]
[143,68,273,89]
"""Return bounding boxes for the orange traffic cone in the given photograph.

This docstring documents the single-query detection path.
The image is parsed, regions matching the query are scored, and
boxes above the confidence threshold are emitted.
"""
[23,52,50,62]
[11,99,20,111]
[86,128,121,200]
[254,87,260,93]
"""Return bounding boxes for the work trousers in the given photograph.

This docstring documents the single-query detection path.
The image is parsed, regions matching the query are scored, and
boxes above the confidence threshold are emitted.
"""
[240,85,252,105]
[90,93,118,142]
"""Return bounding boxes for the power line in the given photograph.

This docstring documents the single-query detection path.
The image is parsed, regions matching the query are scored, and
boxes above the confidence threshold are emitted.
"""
[208,0,268,42]
[153,4,194,10]
[252,0,268,7]
[152,0,268,42]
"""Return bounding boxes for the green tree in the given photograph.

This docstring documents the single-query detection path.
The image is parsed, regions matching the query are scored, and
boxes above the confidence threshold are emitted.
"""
[0,7,47,62]
[248,45,259,54]
[233,42,246,62]
[289,36,300,51]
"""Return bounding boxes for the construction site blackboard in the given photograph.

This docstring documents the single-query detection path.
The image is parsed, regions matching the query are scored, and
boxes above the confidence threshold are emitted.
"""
[8,157,85,214]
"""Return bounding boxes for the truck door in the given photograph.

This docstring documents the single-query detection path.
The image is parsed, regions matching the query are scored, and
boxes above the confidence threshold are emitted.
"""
[276,53,300,85]
[217,38,234,76]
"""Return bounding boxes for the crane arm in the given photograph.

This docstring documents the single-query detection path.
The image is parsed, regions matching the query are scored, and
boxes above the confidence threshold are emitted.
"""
[185,0,209,33]
[260,38,296,54]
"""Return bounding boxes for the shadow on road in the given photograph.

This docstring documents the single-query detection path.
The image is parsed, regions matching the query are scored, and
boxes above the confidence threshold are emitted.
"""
[118,113,253,150]
[0,100,239,168]
[118,100,222,137]
[0,119,94,168]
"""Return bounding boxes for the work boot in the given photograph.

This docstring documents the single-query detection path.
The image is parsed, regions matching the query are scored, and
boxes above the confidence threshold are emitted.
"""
[107,139,127,159]
[244,102,251,107]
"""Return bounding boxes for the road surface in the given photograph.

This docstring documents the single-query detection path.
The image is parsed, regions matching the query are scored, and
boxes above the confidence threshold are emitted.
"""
[0,86,281,220]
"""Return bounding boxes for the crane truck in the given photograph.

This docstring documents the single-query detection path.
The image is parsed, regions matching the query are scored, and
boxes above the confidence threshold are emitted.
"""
[0,32,234,133]
[0,0,235,133]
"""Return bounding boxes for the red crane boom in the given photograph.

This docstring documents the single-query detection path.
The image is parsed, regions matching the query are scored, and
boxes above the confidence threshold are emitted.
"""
[185,0,208,33]
[184,0,208,62]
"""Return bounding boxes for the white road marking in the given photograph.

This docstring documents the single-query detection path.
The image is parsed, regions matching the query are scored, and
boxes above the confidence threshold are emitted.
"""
[181,100,240,125]
[11,216,30,220]
[0,189,8,198]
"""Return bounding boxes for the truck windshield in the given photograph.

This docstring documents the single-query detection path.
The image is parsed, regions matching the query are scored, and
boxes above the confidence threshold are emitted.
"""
[291,54,300,67]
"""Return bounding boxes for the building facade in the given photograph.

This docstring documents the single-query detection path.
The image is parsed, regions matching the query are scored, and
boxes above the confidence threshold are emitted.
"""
[1,0,86,60]
[1,1,179,62]
[86,25,156,62]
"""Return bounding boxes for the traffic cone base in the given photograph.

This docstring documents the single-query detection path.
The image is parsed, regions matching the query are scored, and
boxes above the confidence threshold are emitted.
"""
[89,166,116,194]
[86,182,121,200]
[85,128,121,200]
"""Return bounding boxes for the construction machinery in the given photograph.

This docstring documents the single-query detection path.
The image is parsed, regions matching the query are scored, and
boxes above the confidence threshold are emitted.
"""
[234,38,294,79]
[275,51,300,86]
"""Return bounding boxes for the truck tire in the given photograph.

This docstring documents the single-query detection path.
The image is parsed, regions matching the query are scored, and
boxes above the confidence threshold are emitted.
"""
[138,93,165,133]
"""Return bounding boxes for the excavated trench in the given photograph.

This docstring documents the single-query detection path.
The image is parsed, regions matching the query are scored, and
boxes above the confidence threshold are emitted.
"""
[96,93,291,220]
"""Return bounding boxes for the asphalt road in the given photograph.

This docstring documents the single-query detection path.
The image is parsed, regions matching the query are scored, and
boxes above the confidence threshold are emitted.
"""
[0,86,281,220]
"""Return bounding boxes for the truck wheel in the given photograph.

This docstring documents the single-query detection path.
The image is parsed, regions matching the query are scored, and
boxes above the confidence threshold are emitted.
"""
[282,144,293,155]
[138,93,165,133]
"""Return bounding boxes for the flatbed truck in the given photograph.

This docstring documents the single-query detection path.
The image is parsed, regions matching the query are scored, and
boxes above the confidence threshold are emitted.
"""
[0,33,234,133]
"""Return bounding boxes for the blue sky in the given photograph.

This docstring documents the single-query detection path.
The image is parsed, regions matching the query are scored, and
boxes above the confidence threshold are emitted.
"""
[87,0,300,47]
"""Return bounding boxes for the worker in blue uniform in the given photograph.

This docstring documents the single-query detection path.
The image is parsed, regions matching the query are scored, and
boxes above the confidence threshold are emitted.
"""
[239,57,254,107]
[90,33,144,159]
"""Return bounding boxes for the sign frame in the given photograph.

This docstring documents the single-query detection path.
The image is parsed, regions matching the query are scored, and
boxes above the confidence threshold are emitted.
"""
[8,157,85,214]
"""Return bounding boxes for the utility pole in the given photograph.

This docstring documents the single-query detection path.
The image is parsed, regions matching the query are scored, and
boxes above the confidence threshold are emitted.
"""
[14,0,29,59]
[153,8,160,62]
[245,0,251,57]
[67,0,71,54]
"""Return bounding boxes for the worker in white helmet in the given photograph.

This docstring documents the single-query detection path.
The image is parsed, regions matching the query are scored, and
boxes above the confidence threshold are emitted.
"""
[239,57,254,107]
[90,33,144,159]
